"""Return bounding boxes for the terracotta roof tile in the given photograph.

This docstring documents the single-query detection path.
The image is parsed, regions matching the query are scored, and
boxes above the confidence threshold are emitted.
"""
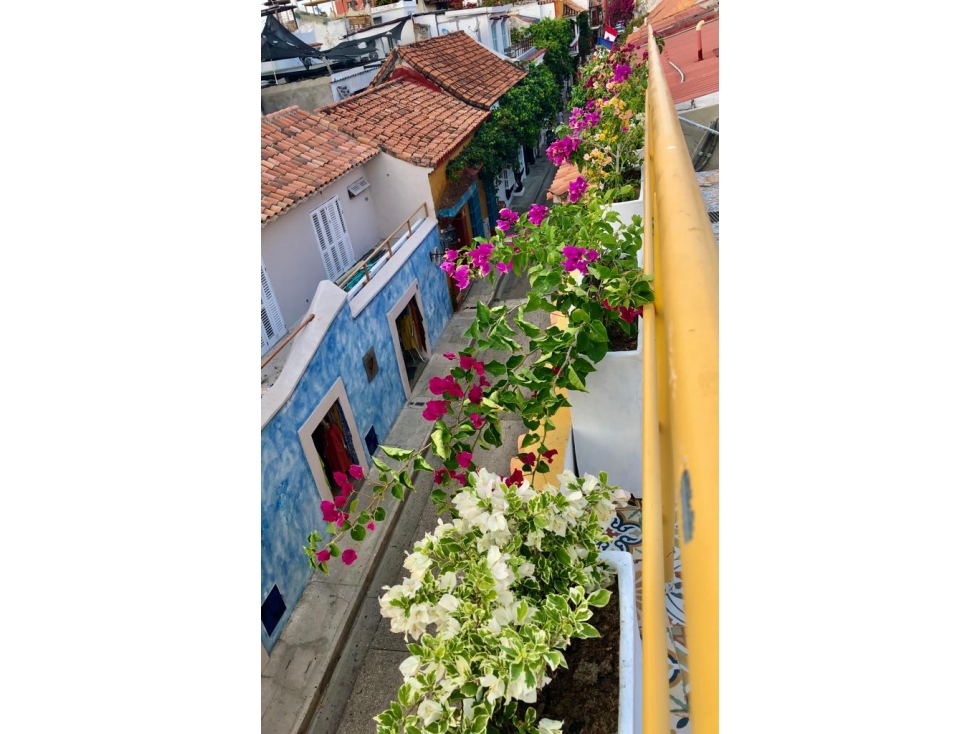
[316,78,490,169]
[261,106,380,226]
[546,161,584,201]
[372,31,526,110]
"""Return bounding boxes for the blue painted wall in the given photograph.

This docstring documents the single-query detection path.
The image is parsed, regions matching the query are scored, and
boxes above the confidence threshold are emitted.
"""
[261,225,452,651]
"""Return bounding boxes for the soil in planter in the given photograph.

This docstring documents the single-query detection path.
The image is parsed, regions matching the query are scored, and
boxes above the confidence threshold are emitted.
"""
[521,587,620,734]
[606,318,639,352]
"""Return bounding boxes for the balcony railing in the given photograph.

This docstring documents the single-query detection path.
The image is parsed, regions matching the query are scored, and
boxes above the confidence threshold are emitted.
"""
[640,25,718,734]
[335,203,429,294]
[503,37,533,59]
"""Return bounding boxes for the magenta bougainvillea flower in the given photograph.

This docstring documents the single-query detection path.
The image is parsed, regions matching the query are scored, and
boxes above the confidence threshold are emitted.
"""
[460,355,475,370]
[430,375,464,399]
[527,203,550,226]
[367,521,375,531]
[321,500,341,524]
[434,468,449,485]
[341,549,357,565]
[468,385,483,404]
[443,352,456,360]
[568,175,588,204]
[422,400,448,421]
[612,63,633,84]
[348,464,364,480]
[470,412,486,428]
[496,261,513,274]
[541,448,559,464]
[546,135,581,166]
[456,451,473,468]
[316,549,331,562]
[444,249,458,262]
[505,468,524,487]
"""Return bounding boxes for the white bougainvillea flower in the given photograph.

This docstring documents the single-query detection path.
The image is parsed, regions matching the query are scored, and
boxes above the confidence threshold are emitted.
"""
[479,673,506,704]
[417,699,443,725]
[538,718,563,733]
[399,655,421,678]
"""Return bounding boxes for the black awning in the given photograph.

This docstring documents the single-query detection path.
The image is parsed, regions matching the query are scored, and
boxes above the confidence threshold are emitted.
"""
[261,14,323,62]
[323,17,410,64]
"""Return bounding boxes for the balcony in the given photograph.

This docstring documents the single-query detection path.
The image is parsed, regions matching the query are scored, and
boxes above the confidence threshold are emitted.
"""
[503,37,533,59]
[335,203,429,299]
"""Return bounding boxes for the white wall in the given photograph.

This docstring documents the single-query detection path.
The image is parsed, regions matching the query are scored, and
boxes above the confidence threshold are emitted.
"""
[413,7,511,53]
[331,66,380,100]
[363,153,435,237]
[262,167,382,328]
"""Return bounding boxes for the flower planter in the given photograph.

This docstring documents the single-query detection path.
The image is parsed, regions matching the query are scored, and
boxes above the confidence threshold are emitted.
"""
[609,152,645,226]
[568,320,644,497]
[599,549,643,734]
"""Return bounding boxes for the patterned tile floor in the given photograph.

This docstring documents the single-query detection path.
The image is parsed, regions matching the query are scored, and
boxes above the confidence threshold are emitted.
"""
[598,501,691,734]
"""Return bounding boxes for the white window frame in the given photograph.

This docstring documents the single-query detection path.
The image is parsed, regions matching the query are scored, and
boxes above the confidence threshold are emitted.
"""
[387,280,431,400]
[298,378,369,502]
[309,196,355,282]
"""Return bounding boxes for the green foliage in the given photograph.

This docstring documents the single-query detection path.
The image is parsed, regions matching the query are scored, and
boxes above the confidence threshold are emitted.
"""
[527,18,575,87]
[447,64,560,186]
[373,470,629,734]
[576,12,593,58]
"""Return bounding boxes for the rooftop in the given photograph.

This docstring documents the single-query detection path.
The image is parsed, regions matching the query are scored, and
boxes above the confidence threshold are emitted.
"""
[546,161,584,202]
[316,77,490,168]
[626,11,719,106]
[371,31,526,109]
[261,106,380,226]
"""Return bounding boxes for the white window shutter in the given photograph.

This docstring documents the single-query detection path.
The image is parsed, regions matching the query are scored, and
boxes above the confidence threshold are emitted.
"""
[261,262,286,355]
[311,197,354,281]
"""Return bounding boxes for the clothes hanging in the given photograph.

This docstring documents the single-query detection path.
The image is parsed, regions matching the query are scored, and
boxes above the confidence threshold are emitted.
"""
[324,420,352,474]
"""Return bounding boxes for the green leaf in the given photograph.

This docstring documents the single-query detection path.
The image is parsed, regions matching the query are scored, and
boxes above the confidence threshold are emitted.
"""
[483,360,507,376]
[506,355,524,370]
[460,682,479,697]
[520,433,539,449]
[412,455,434,473]
[432,429,449,460]
[373,506,387,521]
[566,366,586,391]
[588,588,612,607]
[476,301,492,325]
[329,543,340,557]
[577,623,601,638]
[392,485,405,501]
[349,499,359,515]
[372,456,391,472]
[555,546,573,566]
[381,445,414,460]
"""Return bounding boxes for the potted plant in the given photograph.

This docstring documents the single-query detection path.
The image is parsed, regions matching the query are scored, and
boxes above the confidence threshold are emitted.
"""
[372,468,635,734]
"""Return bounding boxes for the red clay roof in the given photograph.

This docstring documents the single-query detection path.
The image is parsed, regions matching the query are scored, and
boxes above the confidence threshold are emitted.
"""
[372,31,526,110]
[261,105,380,226]
[626,13,719,106]
[316,78,490,169]
[546,161,584,202]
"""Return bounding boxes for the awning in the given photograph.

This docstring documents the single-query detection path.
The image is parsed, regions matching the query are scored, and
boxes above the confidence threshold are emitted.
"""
[261,14,323,62]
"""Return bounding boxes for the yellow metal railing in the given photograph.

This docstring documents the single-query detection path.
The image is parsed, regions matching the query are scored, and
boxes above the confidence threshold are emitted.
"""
[642,24,719,734]
[336,202,430,290]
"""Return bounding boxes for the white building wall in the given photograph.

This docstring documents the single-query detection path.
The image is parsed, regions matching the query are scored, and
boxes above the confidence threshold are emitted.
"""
[261,167,382,328]
[362,153,435,237]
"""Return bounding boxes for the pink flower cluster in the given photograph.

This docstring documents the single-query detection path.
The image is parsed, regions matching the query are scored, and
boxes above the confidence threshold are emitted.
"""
[546,135,581,166]
[496,208,519,233]
[602,298,643,323]
[318,464,367,565]
[527,203,550,226]
[569,107,601,134]
[611,63,633,84]
[568,175,588,204]
[422,353,490,423]
[561,245,599,274]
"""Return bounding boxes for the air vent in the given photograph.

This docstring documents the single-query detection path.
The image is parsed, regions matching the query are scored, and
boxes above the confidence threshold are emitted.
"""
[708,211,719,223]
[363,347,379,383]
[347,177,370,198]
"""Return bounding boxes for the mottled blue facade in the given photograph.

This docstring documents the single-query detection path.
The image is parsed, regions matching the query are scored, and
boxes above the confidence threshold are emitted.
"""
[261,225,451,651]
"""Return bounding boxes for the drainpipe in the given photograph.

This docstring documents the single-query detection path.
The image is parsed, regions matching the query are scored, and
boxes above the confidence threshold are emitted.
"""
[696,20,705,61]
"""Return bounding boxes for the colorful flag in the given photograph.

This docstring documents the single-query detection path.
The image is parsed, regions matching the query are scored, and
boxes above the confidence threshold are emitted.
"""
[598,24,618,50]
